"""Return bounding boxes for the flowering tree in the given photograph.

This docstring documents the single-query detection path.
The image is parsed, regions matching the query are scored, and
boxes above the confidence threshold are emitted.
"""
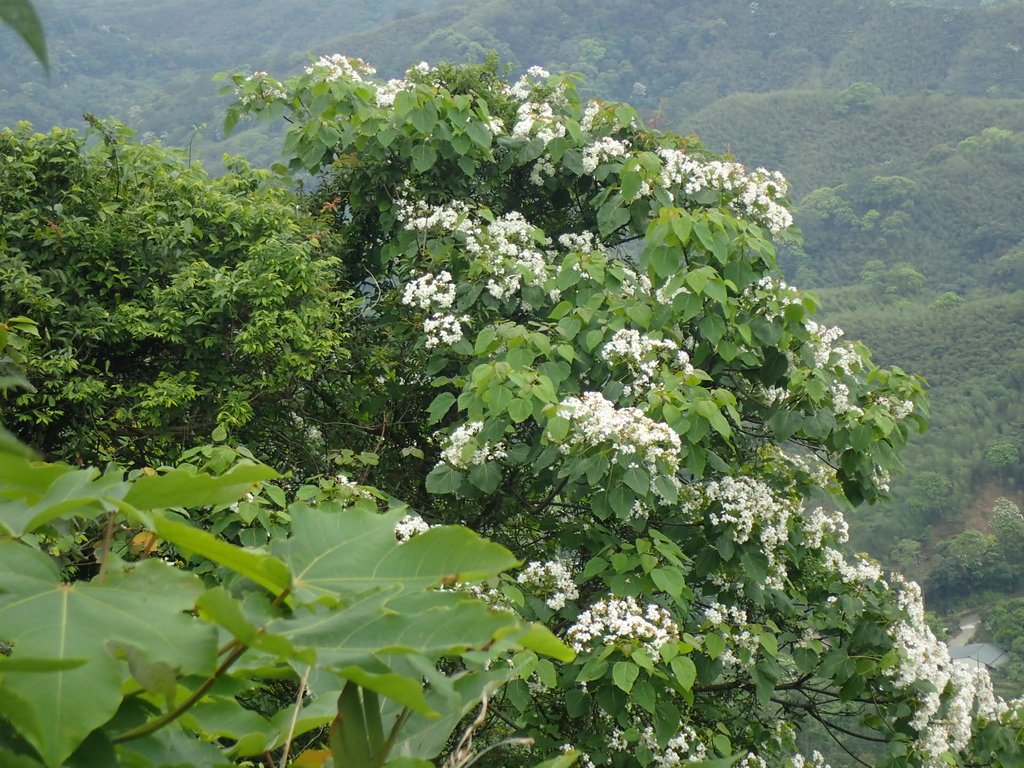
[223,57,1024,767]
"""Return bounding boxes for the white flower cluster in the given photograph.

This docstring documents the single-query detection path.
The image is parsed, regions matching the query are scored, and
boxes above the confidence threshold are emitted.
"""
[806,321,863,385]
[553,391,682,476]
[401,271,456,311]
[566,594,679,654]
[601,328,693,396]
[779,448,836,488]
[464,211,550,300]
[739,276,801,322]
[516,559,579,610]
[804,321,863,416]
[657,149,793,233]
[642,724,708,767]
[394,197,472,234]
[787,751,830,768]
[704,476,793,588]
[580,100,601,131]
[334,474,374,503]
[396,199,550,304]
[876,395,915,420]
[235,71,287,106]
[885,575,1009,764]
[512,100,567,144]
[509,66,552,99]
[560,744,596,768]
[822,548,885,587]
[374,62,432,107]
[530,155,557,186]
[801,506,849,549]
[439,421,507,469]
[702,601,747,628]
[395,513,431,542]
[582,136,631,174]
[558,230,599,255]
[305,54,374,83]
[422,313,467,349]
[993,496,1024,525]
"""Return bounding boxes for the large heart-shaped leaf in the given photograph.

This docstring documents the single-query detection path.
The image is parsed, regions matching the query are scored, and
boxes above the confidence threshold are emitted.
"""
[123,463,278,510]
[0,460,127,537]
[273,504,519,601]
[278,589,522,670]
[0,543,218,767]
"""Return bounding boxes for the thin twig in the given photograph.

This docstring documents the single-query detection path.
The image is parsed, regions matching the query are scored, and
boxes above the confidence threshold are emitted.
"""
[278,665,312,768]
[96,512,116,584]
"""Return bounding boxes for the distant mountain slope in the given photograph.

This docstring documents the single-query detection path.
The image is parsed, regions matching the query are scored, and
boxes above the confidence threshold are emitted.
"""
[684,91,1024,290]
[334,0,1024,108]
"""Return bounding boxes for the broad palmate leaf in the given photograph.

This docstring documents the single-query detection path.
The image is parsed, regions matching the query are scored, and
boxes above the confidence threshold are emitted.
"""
[0,542,218,767]
[272,503,520,600]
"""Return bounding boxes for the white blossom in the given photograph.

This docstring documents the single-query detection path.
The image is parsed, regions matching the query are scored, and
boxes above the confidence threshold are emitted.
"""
[439,421,507,469]
[517,559,579,610]
[657,149,793,233]
[304,54,374,83]
[582,136,630,174]
[422,313,467,349]
[553,391,682,475]
[566,594,678,654]
[395,513,431,542]
[401,271,456,311]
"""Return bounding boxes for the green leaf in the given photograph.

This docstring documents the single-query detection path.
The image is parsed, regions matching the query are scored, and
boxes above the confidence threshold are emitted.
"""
[468,462,502,493]
[0,657,87,673]
[425,463,464,495]
[338,668,434,716]
[274,506,519,601]
[388,669,511,761]
[0,461,125,537]
[533,753,582,768]
[411,145,437,173]
[279,589,522,670]
[622,466,649,495]
[703,633,726,660]
[124,463,278,510]
[651,566,685,598]
[0,544,217,767]
[0,0,48,73]
[466,120,492,148]
[426,392,457,425]
[144,512,292,596]
[597,198,630,236]
[612,661,639,693]
[670,656,697,690]
[409,106,438,135]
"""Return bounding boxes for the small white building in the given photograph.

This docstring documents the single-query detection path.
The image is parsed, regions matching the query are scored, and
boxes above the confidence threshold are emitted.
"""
[949,643,1010,672]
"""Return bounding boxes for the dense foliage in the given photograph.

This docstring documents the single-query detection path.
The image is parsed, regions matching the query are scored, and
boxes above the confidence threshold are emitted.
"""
[3,1,1024,763]
[0,122,355,469]
[209,57,1019,767]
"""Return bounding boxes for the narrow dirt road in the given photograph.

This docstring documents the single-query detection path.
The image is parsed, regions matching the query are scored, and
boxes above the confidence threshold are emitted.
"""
[949,611,980,647]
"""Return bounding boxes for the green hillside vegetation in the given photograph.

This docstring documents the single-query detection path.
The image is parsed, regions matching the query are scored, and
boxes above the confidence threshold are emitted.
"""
[686,92,1024,291]
[333,0,1024,106]
[818,288,1024,548]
